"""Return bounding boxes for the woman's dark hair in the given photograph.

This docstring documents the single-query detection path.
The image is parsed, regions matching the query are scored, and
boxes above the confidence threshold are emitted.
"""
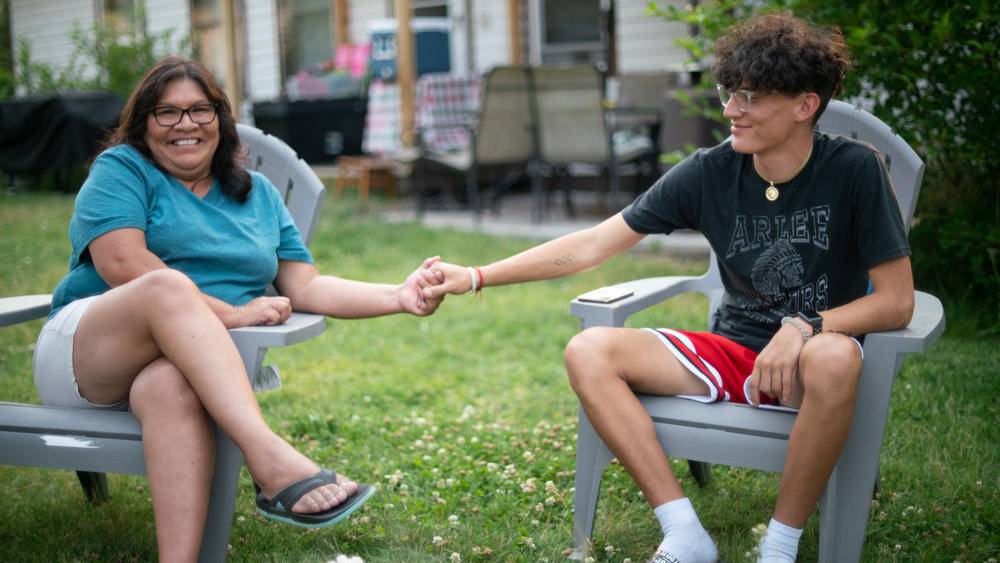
[712,13,851,121]
[103,56,251,202]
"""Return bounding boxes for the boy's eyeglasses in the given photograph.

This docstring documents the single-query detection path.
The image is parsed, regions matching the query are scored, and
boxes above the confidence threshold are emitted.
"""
[717,84,757,113]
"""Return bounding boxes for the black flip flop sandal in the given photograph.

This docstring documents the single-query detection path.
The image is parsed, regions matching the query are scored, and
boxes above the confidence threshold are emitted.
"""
[255,468,375,528]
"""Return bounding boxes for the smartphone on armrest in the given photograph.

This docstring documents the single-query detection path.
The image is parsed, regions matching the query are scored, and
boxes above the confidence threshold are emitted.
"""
[576,287,635,303]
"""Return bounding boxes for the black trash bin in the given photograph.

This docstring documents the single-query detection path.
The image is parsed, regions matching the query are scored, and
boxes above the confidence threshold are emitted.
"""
[252,97,367,164]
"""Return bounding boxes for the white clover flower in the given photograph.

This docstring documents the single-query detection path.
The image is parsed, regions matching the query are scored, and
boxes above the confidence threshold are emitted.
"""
[333,556,365,563]
[522,451,535,462]
[545,480,558,494]
[449,553,461,562]
[448,514,460,526]
[521,478,538,493]
[386,470,405,485]
[432,536,445,547]
[456,436,466,445]
[545,496,557,506]
[470,437,480,444]
[486,462,499,472]
[456,405,475,423]
[521,536,536,549]
[414,439,425,449]
[605,545,615,553]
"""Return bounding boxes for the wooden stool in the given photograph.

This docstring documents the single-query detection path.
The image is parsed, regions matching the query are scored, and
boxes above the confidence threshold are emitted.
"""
[334,155,397,202]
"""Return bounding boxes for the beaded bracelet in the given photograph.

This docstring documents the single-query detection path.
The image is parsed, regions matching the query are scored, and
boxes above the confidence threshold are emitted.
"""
[467,267,478,294]
[781,316,812,342]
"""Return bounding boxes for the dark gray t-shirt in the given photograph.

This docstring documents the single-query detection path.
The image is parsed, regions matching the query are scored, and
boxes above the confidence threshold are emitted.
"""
[622,132,910,352]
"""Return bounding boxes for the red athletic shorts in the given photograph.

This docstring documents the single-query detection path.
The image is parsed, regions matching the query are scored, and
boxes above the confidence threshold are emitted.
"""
[645,328,787,409]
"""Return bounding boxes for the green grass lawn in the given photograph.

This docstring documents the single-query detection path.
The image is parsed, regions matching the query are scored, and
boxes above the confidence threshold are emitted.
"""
[1,191,997,562]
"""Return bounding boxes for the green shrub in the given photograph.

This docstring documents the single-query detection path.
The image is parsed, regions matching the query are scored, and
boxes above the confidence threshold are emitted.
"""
[780,0,1000,335]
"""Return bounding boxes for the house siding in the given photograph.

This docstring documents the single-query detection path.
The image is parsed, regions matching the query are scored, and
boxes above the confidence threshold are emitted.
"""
[9,0,98,84]
[244,0,281,102]
[615,0,691,73]
[347,1,392,45]
[145,0,191,55]
[470,1,510,73]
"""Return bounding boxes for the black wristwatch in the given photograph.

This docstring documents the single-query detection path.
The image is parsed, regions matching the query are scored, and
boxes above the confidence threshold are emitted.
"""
[796,311,823,335]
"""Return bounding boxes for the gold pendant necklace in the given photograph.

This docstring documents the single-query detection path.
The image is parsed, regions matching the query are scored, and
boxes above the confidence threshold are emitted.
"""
[757,144,813,202]
[764,183,780,202]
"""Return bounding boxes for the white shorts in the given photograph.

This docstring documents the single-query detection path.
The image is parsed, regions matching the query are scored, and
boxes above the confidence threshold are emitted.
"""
[33,295,129,411]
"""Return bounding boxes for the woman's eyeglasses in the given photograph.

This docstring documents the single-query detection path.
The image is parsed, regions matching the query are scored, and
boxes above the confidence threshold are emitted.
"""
[149,103,218,127]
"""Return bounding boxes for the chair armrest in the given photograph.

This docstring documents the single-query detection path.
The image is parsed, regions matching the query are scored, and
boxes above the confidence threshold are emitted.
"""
[862,290,945,355]
[0,294,52,328]
[569,275,714,329]
[227,312,327,349]
[229,312,327,392]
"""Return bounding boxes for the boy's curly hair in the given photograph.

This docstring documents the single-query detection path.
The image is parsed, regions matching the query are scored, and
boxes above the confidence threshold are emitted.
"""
[712,13,851,120]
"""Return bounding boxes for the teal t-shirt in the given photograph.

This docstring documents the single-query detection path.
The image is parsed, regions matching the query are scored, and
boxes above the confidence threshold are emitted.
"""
[48,144,314,320]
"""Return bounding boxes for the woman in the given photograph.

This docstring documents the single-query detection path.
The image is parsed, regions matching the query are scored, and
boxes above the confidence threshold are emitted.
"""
[33,56,443,562]
[423,14,914,562]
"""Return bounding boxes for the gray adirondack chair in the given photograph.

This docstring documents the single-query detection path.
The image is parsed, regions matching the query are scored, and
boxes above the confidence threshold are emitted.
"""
[566,100,946,561]
[0,123,328,562]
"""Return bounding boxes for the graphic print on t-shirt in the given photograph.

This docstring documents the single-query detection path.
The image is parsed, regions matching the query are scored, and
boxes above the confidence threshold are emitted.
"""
[725,206,832,322]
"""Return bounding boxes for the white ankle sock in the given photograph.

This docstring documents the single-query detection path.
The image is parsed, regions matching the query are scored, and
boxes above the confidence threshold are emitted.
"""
[650,497,717,563]
[758,518,802,563]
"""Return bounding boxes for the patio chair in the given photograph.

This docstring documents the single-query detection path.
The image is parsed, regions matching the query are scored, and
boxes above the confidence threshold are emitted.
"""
[416,66,534,218]
[0,123,328,562]
[609,71,672,176]
[566,100,946,561]
[527,64,655,222]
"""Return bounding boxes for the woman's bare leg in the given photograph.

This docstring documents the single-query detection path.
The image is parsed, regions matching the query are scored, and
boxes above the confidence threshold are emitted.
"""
[129,357,215,563]
[73,270,355,524]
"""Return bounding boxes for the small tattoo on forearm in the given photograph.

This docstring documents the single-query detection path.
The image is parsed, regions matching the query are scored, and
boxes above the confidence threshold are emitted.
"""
[554,254,574,266]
